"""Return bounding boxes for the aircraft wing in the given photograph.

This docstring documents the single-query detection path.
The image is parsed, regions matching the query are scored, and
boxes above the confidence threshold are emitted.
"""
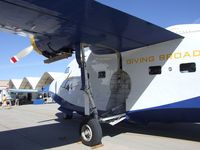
[0,0,183,58]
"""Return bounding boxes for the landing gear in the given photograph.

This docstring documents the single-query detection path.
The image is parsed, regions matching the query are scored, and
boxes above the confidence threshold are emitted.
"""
[75,43,103,146]
[72,43,129,146]
[80,118,102,146]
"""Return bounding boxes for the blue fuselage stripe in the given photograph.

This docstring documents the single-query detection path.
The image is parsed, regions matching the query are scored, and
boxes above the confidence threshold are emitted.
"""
[127,96,200,123]
[52,92,200,123]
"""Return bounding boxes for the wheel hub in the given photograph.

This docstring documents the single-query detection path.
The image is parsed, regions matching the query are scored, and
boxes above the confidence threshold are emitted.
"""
[81,124,93,142]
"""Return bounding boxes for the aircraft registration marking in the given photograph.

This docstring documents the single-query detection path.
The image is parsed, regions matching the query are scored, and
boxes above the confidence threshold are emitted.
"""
[126,50,200,64]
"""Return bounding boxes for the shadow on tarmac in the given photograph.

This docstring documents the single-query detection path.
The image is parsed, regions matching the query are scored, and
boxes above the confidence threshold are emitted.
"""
[1,112,200,150]
[103,121,200,142]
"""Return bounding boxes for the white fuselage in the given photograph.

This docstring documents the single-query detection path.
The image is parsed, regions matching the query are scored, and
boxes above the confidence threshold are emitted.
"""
[50,24,200,122]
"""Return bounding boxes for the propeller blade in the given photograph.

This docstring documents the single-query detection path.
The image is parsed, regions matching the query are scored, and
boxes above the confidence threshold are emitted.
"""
[10,46,33,63]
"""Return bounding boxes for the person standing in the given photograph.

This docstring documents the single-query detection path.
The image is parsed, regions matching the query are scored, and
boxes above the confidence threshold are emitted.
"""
[15,93,20,106]
[2,94,7,107]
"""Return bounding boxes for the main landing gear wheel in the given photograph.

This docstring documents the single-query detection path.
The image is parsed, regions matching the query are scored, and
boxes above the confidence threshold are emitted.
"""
[80,118,102,146]
[63,112,73,120]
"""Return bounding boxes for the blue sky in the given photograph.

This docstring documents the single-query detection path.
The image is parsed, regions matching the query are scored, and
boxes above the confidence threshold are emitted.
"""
[0,0,199,80]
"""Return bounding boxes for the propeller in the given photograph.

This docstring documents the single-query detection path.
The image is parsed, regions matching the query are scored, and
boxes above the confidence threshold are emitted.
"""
[10,46,34,63]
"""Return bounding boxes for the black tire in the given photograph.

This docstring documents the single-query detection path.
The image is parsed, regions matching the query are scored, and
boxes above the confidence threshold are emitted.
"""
[63,112,73,119]
[80,118,102,146]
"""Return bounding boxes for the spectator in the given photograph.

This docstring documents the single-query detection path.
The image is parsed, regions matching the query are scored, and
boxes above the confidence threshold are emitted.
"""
[2,94,7,106]
[15,93,20,106]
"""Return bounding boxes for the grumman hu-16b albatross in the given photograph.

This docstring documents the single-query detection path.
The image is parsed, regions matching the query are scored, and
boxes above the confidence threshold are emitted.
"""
[0,0,200,146]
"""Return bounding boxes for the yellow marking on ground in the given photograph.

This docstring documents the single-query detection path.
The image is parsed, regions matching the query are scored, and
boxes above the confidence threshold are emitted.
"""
[76,141,82,144]
[91,144,104,149]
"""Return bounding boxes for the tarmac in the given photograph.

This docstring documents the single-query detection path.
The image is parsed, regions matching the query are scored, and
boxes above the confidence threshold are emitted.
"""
[0,104,200,150]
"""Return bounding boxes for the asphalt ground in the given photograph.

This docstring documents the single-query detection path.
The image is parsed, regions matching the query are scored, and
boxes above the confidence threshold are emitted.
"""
[0,104,200,150]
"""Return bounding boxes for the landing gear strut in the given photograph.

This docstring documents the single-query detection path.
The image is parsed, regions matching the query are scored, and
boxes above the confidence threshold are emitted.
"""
[75,43,102,146]
[75,44,126,146]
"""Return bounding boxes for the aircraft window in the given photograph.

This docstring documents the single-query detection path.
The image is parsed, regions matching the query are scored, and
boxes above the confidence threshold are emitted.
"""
[180,63,196,73]
[98,71,106,78]
[149,66,161,75]
[61,80,69,89]
[65,67,70,73]
[66,84,70,91]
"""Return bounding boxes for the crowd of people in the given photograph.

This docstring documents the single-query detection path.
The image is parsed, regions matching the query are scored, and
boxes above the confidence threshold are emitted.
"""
[1,93,21,108]
[0,92,53,108]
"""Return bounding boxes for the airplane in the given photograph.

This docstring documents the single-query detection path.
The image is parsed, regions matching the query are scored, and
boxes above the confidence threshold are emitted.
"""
[0,0,199,147]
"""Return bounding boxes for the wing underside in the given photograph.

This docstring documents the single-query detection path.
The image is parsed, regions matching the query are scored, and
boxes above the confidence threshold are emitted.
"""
[0,0,183,57]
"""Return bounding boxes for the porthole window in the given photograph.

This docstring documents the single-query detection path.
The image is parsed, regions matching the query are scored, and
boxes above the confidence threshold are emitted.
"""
[180,63,196,73]
[98,71,106,78]
[149,66,161,75]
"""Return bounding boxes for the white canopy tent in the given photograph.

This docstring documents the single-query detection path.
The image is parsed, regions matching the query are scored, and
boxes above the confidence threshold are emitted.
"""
[19,77,40,89]
[9,79,23,89]
[35,72,67,90]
